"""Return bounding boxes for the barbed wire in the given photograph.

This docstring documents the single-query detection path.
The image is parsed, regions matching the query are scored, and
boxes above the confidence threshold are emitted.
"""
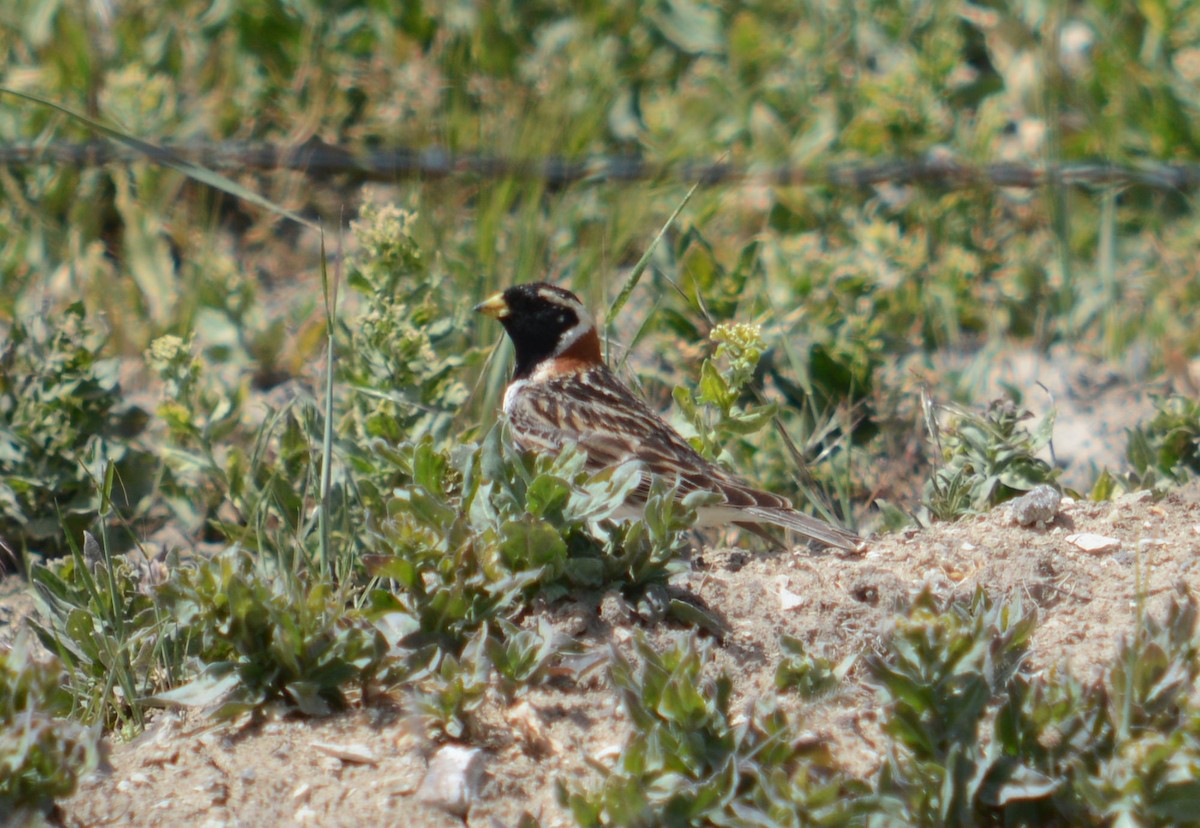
[3,140,1199,192]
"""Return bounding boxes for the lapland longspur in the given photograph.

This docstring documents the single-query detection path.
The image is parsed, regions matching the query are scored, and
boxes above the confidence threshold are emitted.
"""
[476,282,860,551]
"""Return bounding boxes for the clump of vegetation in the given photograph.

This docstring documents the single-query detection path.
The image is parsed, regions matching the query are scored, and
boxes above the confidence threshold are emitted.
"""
[562,634,864,827]
[673,320,779,463]
[145,331,253,539]
[0,305,152,560]
[28,531,164,731]
[365,429,693,623]
[361,431,697,738]
[339,198,475,447]
[775,634,854,700]
[868,588,1038,823]
[1125,394,1200,490]
[0,633,101,823]
[32,535,391,725]
[924,396,1058,521]
[870,586,1200,825]
[152,547,388,718]
[570,586,1200,826]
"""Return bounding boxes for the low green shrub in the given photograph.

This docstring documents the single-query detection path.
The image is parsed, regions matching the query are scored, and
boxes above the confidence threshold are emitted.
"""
[152,547,388,718]
[924,396,1058,520]
[0,633,101,824]
[28,531,164,731]
[0,305,152,560]
[567,586,1200,826]
[1125,394,1200,489]
[562,634,865,827]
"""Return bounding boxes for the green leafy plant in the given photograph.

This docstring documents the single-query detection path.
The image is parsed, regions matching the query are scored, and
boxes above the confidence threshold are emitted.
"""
[487,616,568,696]
[562,634,865,827]
[0,632,101,823]
[380,616,574,741]
[0,304,152,559]
[563,586,1200,827]
[924,396,1059,521]
[775,635,855,701]
[359,429,698,737]
[365,429,693,636]
[989,589,1200,825]
[339,198,476,447]
[1125,394,1200,489]
[28,529,166,731]
[145,332,252,538]
[868,586,1200,825]
[152,547,388,718]
[869,587,1037,825]
[672,320,779,463]
[404,625,492,741]
[148,332,349,575]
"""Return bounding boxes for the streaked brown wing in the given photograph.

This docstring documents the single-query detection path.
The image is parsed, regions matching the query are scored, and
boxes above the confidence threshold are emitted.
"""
[506,365,795,512]
[505,376,637,468]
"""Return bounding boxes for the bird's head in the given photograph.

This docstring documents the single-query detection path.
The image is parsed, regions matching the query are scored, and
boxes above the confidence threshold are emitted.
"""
[475,282,601,378]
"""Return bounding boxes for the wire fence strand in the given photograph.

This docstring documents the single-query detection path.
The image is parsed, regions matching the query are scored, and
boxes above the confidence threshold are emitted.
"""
[4,140,1200,192]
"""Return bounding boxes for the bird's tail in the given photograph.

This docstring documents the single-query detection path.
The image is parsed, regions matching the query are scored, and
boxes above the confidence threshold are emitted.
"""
[741,506,862,551]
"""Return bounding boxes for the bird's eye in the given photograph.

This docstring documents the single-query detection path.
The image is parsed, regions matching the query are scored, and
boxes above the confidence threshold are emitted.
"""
[558,313,569,326]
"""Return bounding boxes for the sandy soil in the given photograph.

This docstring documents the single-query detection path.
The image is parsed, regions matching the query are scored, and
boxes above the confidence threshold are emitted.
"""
[15,480,1192,827]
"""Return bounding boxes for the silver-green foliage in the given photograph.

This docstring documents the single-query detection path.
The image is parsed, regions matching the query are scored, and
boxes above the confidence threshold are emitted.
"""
[340,201,474,446]
[1126,394,1200,489]
[151,548,388,718]
[871,587,1200,826]
[569,587,1200,827]
[0,633,100,823]
[924,397,1058,521]
[0,305,152,557]
[28,532,162,730]
[563,634,864,827]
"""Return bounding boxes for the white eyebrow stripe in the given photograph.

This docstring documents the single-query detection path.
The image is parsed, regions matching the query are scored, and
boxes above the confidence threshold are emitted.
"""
[537,287,586,313]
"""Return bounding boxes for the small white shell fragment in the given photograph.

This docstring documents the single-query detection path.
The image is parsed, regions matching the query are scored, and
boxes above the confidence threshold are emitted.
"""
[1067,532,1121,554]
[416,744,485,817]
[311,741,379,766]
[778,577,805,611]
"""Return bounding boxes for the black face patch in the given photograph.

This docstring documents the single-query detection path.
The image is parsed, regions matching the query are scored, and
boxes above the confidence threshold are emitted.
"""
[498,283,584,379]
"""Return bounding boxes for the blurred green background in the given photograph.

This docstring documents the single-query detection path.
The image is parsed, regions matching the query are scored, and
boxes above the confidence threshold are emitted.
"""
[3,0,1200,542]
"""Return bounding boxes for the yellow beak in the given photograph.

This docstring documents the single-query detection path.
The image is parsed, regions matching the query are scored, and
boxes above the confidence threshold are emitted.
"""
[474,292,510,318]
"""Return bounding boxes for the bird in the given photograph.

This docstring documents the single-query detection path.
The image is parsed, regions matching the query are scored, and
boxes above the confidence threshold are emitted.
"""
[475,282,861,551]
